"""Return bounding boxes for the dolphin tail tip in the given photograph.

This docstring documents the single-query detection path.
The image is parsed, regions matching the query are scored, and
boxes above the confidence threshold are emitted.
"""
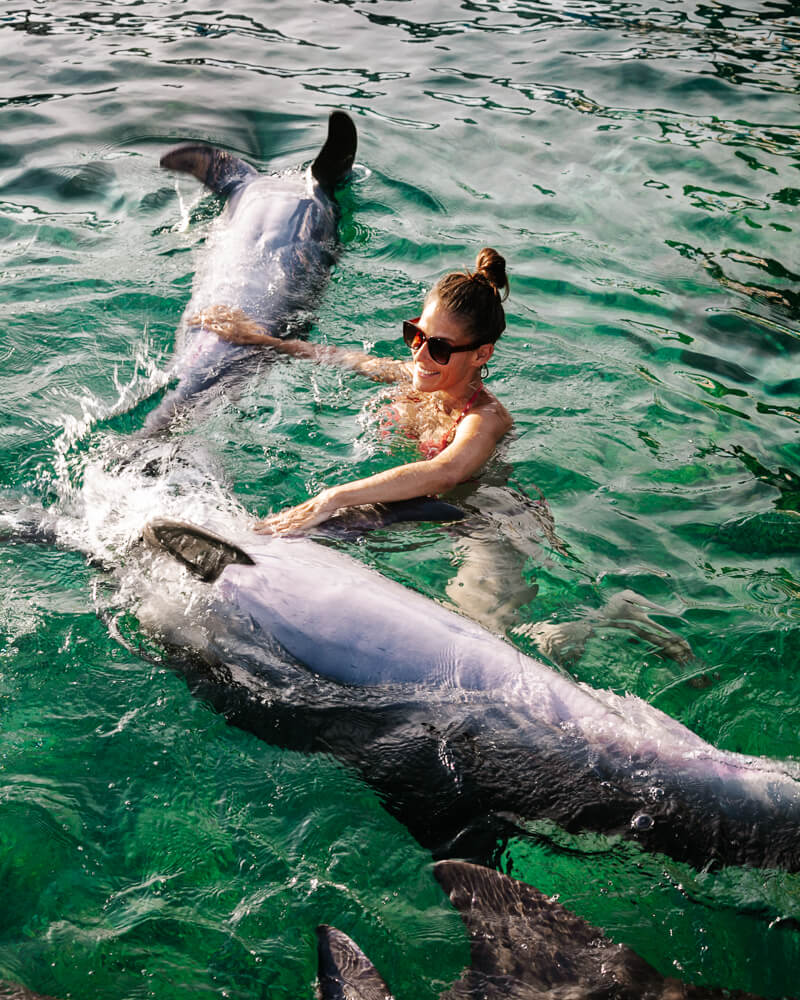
[143,518,254,583]
[159,145,256,197]
[311,111,358,196]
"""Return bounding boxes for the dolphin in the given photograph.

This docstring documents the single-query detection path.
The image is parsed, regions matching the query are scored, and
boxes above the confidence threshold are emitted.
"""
[138,517,800,874]
[317,860,767,1000]
[144,110,357,433]
[0,984,60,1000]
[0,863,767,1000]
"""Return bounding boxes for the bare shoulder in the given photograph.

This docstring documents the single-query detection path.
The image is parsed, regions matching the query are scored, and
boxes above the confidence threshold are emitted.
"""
[474,389,513,437]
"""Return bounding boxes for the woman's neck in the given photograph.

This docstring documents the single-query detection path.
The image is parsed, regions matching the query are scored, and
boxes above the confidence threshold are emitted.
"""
[434,378,482,412]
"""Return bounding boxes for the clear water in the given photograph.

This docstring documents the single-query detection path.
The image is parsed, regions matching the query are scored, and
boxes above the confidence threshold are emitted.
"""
[1,1,799,996]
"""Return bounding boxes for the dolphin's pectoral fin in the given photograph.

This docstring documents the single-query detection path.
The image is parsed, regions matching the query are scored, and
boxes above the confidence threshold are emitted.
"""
[159,145,257,198]
[143,518,254,583]
[433,860,669,998]
[315,497,465,539]
[311,111,358,196]
[316,925,394,1000]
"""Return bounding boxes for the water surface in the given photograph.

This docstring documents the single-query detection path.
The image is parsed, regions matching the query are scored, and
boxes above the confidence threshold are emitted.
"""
[1,1,799,997]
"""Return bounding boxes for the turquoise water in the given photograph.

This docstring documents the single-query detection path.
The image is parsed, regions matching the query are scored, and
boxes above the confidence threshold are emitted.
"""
[1,1,799,996]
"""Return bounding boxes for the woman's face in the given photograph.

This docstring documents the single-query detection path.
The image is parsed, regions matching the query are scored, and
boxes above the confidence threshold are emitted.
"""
[408,297,492,396]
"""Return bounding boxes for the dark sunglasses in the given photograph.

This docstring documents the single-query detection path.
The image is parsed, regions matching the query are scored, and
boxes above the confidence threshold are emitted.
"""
[402,318,478,366]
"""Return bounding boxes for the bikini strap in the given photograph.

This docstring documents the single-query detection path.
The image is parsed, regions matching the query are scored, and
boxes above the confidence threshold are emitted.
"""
[433,387,483,456]
[455,386,482,425]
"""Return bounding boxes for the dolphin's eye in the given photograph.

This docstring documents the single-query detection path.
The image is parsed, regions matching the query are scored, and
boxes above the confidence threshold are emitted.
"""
[631,812,654,831]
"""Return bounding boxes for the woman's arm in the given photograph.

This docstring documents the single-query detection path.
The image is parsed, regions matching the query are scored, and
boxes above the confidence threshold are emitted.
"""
[189,305,409,383]
[255,408,510,535]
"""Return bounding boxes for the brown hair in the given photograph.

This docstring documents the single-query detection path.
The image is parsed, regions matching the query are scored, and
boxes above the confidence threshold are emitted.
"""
[426,247,509,344]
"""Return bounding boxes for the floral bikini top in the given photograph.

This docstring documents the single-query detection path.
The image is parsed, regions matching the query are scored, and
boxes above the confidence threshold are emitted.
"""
[380,387,482,459]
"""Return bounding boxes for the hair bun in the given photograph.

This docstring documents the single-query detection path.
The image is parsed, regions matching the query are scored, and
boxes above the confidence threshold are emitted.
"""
[474,247,509,300]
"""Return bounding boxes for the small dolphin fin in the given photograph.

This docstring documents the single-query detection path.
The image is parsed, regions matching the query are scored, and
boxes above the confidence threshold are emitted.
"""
[316,925,394,1000]
[433,860,676,998]
[316,496,464,539]
[160,145,257,197]
[311,111,358,196]
[143,518,254,583]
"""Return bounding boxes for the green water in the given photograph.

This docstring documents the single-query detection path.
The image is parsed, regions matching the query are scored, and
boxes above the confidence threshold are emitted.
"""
[1,1,799,996]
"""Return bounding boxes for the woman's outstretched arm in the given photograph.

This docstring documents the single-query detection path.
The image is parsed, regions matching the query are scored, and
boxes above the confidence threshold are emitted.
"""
[189,305,409,383]
[254,407,510,535]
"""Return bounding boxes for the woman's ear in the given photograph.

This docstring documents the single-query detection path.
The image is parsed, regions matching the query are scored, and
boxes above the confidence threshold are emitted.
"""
[474,342,494,366]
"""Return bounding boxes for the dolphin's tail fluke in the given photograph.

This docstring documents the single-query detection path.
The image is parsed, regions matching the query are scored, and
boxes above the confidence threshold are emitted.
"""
[316,925,393,1000]
[311,111,358,196]
[160,145,257,198]
[143,518,254,583]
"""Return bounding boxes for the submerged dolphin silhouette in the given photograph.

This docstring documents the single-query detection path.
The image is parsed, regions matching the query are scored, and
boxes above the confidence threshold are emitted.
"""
[140,518,800,874]
[0,984,59,1000]
[145,111,357,433]
[0,864,766,1000]
[317,860,767,1000]
[0,863,767,1000]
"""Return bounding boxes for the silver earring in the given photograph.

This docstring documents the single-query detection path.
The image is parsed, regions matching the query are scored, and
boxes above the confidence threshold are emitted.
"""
[480,363,489,379]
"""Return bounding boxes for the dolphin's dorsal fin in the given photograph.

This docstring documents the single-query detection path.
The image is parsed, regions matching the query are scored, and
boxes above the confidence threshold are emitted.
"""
[316,925,394,1000]
[143,518,254,583]
[159,145,257,197]
[311,111,358,196]
[433,860,673,999]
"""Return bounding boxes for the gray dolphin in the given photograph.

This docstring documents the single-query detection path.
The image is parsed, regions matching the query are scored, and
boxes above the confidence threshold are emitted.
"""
[0,864,767,1000]
[139,518,800,874]
[317,860,768,1000]
[0,985,60,1000]
[0,863,768,1000]
[144,111,357,433]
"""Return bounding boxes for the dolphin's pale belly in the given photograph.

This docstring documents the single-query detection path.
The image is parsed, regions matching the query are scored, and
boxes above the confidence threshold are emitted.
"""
[139,523,800,870]
[218,544,578,718]
[211,537,800,796]
[146,171,339,433]
[172,331,252,392]
[184,177,337,327]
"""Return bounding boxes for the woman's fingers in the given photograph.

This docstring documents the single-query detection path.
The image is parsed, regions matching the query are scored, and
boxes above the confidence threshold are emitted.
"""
[254,496,333,536]
[254,511,319,535]
[187,305,262,343]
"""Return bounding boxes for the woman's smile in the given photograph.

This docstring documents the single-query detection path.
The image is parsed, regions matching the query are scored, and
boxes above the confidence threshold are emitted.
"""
[409,299,479,395]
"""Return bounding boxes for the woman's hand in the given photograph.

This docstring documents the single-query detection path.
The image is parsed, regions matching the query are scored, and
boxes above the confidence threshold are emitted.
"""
[254,489,339,536]
[189,305,276,345]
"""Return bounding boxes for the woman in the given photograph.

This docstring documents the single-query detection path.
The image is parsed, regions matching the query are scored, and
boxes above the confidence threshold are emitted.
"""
[194,248,512,535]
[194,253,693,662]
